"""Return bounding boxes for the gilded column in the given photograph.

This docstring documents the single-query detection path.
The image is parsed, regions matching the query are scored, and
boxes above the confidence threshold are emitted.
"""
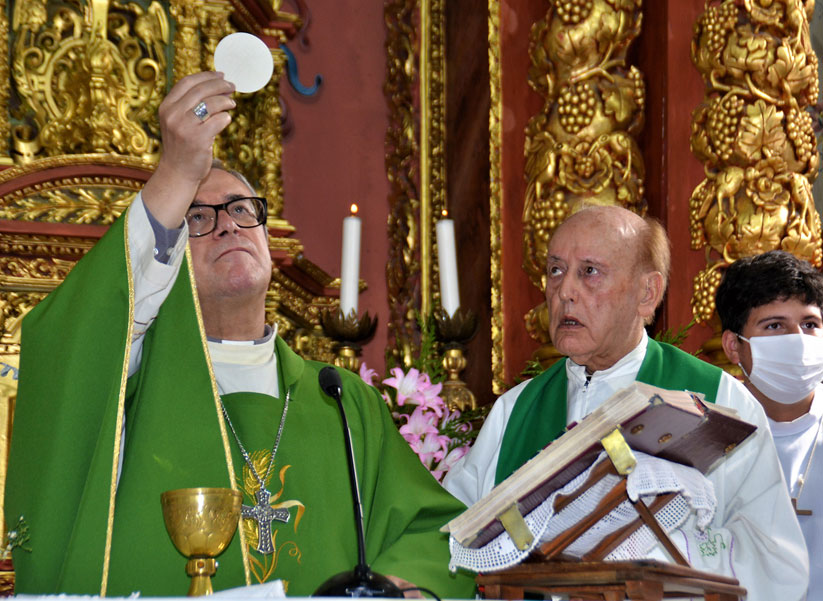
[522,1,646,358]
[170,0,202,81]
[384,0,421,367]
[689,1,821,335]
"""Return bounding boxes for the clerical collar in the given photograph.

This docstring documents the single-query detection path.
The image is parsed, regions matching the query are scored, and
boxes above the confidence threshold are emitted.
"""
[566,331,648,384]
[207,323,275,346]
[207,325,280,397]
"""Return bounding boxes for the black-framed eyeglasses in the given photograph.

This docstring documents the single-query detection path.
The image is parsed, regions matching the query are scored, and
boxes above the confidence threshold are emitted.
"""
[186,197,268,237]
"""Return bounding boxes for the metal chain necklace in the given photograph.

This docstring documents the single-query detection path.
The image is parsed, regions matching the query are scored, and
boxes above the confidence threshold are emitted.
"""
[219,387,291,554]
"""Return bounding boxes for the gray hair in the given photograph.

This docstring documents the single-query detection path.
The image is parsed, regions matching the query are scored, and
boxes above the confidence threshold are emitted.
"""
[210,158,257,196]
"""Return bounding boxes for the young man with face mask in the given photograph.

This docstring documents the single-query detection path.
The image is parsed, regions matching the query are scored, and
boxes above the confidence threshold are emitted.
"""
[717,249,823,600]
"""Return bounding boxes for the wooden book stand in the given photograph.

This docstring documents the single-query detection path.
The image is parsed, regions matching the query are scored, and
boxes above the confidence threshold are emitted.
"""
[475,430,746,600]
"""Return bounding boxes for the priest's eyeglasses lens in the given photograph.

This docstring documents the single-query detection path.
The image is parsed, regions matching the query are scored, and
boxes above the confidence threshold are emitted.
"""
[186,197,268,237]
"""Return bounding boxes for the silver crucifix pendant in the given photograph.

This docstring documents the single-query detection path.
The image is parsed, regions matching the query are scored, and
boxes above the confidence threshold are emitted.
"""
[241,487,291,554]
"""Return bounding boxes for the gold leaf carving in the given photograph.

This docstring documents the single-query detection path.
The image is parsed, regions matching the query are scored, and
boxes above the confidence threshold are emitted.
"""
[689,0,821,324]
[0,187,134,225]
[0,291,47,344]
[738,100,787,161]
[766,44,816,97]
[11,0,169,162]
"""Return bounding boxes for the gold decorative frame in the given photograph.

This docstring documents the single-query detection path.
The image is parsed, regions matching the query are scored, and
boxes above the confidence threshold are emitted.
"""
[384,0,447,368]
[488,0,504,394]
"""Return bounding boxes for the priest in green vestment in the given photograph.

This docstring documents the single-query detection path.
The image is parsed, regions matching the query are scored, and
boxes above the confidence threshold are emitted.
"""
[5,72,474,598]
[443,206,809,601]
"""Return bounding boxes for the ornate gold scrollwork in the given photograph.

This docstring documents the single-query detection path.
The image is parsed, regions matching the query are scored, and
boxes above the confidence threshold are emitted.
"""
[11,0,169,162]
[1,185,135,224]
[522,0,646,348]
[689,0,821,324]
[170,0,202,79]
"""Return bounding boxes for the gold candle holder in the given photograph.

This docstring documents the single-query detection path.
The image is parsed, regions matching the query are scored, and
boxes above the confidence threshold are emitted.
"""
[160,487,242,596]
[434,308,478,411]
[321,309,378,372]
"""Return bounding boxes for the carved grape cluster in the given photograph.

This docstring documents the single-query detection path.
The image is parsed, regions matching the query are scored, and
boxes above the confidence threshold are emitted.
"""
[534,190,569,240]
[555,0,594,25]
[629,67,645,112]
[688,192,706,249]
[691,266,724,323]
[787,107,815,165]
[707,95,744,162]
[558,83,596,134]
[699,1,738,56]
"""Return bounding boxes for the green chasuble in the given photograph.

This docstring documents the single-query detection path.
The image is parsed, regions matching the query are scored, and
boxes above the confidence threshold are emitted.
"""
[495,339,724,485]
[5,210,474,598]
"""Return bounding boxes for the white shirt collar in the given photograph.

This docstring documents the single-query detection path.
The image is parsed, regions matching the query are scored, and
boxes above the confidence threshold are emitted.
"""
[564,331,649,425]
[770,386,823,437]
[566,331,648,384]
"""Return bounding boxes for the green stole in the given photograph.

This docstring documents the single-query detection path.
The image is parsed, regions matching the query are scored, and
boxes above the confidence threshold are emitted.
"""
[495,338,723,485]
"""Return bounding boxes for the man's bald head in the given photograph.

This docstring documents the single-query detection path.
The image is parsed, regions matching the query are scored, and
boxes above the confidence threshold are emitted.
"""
[557,205,671,300]
[544,205,670,371]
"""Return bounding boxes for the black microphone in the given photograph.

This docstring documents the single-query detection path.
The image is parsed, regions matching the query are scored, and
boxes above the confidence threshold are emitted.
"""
[314,366,403,598]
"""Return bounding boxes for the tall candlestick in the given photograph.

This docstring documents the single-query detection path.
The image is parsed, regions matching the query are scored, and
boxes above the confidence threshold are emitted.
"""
[340,204,362,317]
[436,212,460,317]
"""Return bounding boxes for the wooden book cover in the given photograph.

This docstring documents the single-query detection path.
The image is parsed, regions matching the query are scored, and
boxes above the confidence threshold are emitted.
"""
[442,381,756,549]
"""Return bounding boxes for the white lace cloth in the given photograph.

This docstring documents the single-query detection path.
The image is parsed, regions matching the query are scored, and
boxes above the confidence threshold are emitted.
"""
[448,452,716,573]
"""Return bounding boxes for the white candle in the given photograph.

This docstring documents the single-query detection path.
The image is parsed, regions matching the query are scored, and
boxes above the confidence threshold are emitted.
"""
[340,204,361,317]
[436,213,460,317]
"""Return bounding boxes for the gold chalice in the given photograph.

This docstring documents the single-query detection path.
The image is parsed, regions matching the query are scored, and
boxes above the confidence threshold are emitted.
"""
[160,487,242,596]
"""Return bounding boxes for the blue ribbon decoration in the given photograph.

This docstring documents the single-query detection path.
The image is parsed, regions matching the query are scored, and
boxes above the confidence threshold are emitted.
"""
[281,44,322,97]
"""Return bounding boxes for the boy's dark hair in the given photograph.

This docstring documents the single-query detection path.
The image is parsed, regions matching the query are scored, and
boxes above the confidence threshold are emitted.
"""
[716,250,823,334]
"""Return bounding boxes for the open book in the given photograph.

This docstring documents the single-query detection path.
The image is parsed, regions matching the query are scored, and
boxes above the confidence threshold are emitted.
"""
[442,381,756,549]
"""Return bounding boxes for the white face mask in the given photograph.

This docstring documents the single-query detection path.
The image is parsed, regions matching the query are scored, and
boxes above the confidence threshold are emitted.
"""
[738,333,823,404]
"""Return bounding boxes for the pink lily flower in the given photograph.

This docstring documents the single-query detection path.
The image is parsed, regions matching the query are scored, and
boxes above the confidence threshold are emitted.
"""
[405,376,446,418]
[410,432,449,468]
[398,406,439,446]
[432,446,471,482]
[359,362,379,387]
[383,367,429,406]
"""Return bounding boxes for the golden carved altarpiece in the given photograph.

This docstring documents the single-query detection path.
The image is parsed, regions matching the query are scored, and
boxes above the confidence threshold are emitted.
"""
[689,0,821,365]
[0,1,337,577]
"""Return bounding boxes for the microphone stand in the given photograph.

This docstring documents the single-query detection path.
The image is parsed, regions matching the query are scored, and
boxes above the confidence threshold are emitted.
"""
[314,366,403,598]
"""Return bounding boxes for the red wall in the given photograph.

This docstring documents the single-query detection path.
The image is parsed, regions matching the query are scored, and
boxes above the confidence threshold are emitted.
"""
[280,1,390,373]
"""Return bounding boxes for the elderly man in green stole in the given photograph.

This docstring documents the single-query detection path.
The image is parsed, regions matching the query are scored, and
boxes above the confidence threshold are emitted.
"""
[443,206,809,601]
[5,72,474,598]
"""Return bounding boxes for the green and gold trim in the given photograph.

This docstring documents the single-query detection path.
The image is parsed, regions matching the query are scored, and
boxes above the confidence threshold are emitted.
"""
[186,244,253,586]
[101,207,137,596]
